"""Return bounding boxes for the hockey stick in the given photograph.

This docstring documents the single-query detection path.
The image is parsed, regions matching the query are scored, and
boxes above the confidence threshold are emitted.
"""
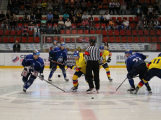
[110,78,127,94]
[110,76,139,94]
[58,68,68,78]
[44,79,65,92]
[52,61,64,65]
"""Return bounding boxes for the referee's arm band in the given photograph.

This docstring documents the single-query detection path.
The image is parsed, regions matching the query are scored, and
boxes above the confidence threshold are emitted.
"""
[84,51,90,56]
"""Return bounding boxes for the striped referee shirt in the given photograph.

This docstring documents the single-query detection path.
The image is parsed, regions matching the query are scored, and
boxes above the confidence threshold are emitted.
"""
[84,46,103,62]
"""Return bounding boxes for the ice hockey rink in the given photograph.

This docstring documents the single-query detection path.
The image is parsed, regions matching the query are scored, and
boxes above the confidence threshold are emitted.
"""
[0,68,161,120]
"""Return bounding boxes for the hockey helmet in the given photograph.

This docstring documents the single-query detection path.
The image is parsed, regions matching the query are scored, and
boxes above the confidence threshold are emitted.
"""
[99,46,104,50]
[73,51,79,57]
[125,49,132,54]
[158,53,161,57]
[33,50,40,55]
[61,42,65,46]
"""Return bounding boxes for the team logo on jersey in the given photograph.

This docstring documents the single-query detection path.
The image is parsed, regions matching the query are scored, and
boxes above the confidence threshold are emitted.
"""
[57,56,63,63]
[12,55,19,63]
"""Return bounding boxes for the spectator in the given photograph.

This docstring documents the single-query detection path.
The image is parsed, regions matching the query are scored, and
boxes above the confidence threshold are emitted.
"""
[81,18,89,29]
[13,40,20,52]
[0,11,6,22]
[76,1,81,9]
[28,18,35,30]
[130,0,136,14]
[154,1,160,14]
[47,0,53,11]
[143,17,148,29]
[71,16,77,24]
[53,0,59,11]
[69,11,75,21]
[100,14,104,23]
[89,15,93,22]
[104,42,109,50]
[109,0,115,14]
[41,24,47,34]
[47,11,53,23]
[146,11,151,22]
[122,18,129,29]
[12,0,20,14]
[53,25,60,34]
[115,1,120,15]
[135,5,142,17]
[153,12,158,20]
[10,14,17,30]
[148,5,153,15]
[104,11,111,24]
[34,24,40,37]
[87,1,92,12]
[35,10,42,23]
[91,0,98,14]
[141,11,146,20]
[108,19,115,30]
[76,11,82,23]
[8,0,13,12]
[37,0,42,12]
[53,11,59,23]
[136,19,143,30]
[6,10,12,20]
[23,14,29,23]
[89,21,94,30]
[154,18,160,28]
[58,18,65,29]
[30,13,35,21]
[3,19,9,30]
[41,17,47,26]
[47,24,53,34]
[63,12,69,22]
[31,0,37,14]
[65,18,72,29]
[22,25,28,36]
[142,0,148,15]
[116,19,122,31]
[82,12,88,20]
[120,0,127,15]
[149,18,154,29]
[81,0,87,11]
[25,0,31,14]
[41,0,47,14]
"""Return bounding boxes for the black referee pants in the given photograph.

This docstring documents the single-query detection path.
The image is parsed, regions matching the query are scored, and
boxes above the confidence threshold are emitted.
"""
[86,61,100,90]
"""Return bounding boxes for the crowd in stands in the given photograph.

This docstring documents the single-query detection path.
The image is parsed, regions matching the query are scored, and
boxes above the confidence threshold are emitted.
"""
[0,0,160,41]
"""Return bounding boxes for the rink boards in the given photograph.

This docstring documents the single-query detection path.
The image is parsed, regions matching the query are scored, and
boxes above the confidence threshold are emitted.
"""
[0,52,160,68]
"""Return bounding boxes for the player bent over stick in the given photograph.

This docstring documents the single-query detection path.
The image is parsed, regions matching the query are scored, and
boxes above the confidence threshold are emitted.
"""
[21,50,44,92]
[67,51,87,91]
[99,46,113,82]
[134,53,161,94]
[48,42,69,82]
[125,49,152,93]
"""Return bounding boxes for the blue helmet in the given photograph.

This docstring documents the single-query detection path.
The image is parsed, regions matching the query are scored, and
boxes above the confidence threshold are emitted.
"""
[73,51,79,57]
[99,46,104,50]
[61,42,65,46]
[158,53,161,57]
[33,50,40,55]
[125,49,132,54]
[54,40,57,42]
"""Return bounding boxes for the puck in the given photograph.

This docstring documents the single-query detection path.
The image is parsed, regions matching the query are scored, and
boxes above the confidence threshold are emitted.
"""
[58,75,61,77]
[91,97,94,99]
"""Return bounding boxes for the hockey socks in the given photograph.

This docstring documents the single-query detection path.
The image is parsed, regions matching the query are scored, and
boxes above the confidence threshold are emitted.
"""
[137,79,148,89]
[128,79,135,88]
[73,80,78,87]
[105,67,110,77]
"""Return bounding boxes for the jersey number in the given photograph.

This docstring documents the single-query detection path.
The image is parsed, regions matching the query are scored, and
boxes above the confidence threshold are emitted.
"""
[153,59,160,64]
[133,57,141,62]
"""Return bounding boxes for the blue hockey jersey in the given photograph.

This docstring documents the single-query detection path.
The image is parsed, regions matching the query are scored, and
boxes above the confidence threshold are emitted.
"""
[49,47,67,64]
[125,53,146,72]
[22,54,44,73]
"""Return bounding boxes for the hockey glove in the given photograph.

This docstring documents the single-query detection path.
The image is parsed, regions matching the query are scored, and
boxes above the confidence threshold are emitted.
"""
[39,73,44,80]
[107,57,111,63]
[49,57,52,61]
[29,65,34,73]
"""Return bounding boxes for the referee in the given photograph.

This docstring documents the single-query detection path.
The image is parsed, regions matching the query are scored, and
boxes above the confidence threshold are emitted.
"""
[49,40,58,69]
[84,39,102,94]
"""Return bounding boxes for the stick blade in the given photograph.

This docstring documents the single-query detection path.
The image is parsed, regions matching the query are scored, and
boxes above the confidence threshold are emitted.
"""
[109,91,115,94]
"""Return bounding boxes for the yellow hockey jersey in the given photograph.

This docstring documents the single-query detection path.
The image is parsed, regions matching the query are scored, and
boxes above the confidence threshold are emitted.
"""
[102,50,112,63]
[148,57,161,70]
[73,53,86,74]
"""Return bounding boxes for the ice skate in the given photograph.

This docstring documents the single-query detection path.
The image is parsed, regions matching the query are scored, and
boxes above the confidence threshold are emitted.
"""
[147,86,152,94]
[86,88,95,94]
[108,77,113,82]
[64,78,69,82]
[133,87,139,94]
[127,87,135,93]
[48,78,52,82]
[23,88,26,93]
[71,84,79,92]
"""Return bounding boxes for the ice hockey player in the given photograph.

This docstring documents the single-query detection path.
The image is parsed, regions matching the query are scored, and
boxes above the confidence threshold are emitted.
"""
[21,50,44,92]
[67,51,87,91]
[134,53,161,94]
[49,40,58,69]
[125,49,152,93]
[48,42,69,82]
[99,46,113,82]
